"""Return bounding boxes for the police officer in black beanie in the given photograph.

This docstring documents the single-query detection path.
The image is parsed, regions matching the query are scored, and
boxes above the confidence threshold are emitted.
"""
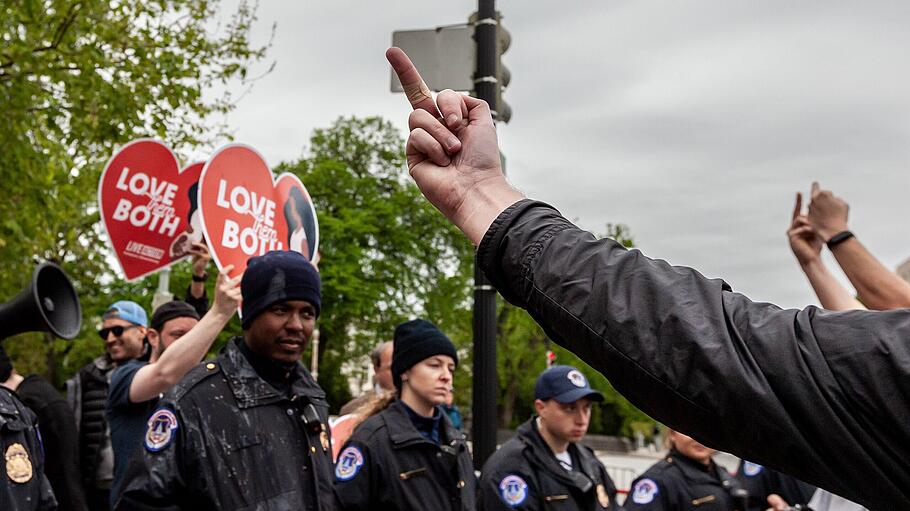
[117,251,334,510]
[333,318,477,511]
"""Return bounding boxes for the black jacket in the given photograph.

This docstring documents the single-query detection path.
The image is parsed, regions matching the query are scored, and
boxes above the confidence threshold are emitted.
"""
[115,337,334,510]
[0,386,56,511]
[478,417,621,511]
[17,375,88,511]
[733,461,815,511]
[477,199,910,510]
[333,399,476,511]
[625,451,742,511]
[66,356,114,491]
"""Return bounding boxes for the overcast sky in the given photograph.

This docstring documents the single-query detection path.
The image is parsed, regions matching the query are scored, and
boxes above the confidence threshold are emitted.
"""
[211,1,910,310]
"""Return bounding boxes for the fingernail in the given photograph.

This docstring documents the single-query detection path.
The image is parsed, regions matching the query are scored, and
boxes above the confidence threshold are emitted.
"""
[446,136,460,150]
[446,114,458,127]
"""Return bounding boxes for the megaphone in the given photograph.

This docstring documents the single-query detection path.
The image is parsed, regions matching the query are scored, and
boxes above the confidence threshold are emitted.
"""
[0,262,82,341]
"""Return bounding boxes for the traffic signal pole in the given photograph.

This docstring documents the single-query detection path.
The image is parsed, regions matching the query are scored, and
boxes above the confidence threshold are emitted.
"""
[471,0,499,470]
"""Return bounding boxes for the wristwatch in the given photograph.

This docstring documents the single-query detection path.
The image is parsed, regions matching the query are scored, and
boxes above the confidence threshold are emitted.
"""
[192,272,209,282]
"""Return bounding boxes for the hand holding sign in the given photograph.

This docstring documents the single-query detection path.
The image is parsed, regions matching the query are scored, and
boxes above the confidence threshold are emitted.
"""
[198,144,319,278]
[98,140,205,281]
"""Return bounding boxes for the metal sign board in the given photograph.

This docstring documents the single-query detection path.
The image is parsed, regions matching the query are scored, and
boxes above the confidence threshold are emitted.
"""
[391,26,475,93]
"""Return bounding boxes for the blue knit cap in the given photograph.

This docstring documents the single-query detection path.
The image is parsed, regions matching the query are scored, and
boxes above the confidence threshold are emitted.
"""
[240,251,321,328]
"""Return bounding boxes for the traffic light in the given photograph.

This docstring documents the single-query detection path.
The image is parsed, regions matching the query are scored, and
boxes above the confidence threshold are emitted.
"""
[495,12,511,123]
[469,10,512,123]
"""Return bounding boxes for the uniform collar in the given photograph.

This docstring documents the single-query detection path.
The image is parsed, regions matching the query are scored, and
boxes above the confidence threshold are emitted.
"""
[516,417,596,492]
[384,399,463,450]
[222,337,324,408]
[667,449,728,485]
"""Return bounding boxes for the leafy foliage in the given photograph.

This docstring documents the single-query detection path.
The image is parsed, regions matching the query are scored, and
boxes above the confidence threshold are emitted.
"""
[1,0,268,384]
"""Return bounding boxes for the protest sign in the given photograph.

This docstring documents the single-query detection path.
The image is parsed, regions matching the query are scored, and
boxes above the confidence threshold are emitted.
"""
[198,144,319,278]
[98,139,204,281]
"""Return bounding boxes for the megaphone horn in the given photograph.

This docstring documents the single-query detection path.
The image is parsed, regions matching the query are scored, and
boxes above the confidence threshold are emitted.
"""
[0,262,83,341]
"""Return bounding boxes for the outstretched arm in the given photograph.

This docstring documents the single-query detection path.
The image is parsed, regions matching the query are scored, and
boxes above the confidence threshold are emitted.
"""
[807,182,910,309]
[129,268,241,403]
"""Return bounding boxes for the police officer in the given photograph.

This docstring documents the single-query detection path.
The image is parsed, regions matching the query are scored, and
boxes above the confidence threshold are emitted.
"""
[1,380,56,510]
[333,319,476,510]
[734,461,814,511]
[479,365,622,511]
[116,251,334,510]
[626,430,744,510]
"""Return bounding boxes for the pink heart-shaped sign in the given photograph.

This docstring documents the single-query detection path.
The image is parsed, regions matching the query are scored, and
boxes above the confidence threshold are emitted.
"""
[98,139,204,281]
[198,144,319,279]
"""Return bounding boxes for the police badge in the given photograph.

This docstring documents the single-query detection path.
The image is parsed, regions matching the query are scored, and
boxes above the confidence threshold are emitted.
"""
[5,443,33,484]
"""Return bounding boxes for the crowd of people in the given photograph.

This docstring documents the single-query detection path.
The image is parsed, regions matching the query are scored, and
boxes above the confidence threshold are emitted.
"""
[1,46,908,510]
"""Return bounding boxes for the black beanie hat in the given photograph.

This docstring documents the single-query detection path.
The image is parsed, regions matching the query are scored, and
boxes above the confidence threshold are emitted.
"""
[151,301,200,332]
[392,319,458,389]
[241,251,321,328]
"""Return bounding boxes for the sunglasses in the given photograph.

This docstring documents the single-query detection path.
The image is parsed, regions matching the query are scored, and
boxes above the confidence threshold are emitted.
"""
[98,324,140,340]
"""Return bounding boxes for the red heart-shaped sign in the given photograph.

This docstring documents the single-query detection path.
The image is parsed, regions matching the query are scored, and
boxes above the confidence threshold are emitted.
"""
[198,144,319,279]
[98,139,204,281]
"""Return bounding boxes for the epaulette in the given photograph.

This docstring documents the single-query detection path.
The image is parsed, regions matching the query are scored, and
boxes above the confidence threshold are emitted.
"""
[169,360,222,402]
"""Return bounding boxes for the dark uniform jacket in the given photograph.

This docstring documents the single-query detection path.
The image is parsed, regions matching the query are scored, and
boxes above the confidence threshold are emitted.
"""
[625,451,741,511]
[17,375,88,511]
[476,199,910,510]
[0,386,56,511]
[478,417,621,511]
[115,337,334,510]
[733,461,815,511]
[333,399,476,511]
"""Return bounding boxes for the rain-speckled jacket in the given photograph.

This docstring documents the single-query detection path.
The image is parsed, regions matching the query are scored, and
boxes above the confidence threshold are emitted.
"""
[115,337,333,510]
[1,386,57,511]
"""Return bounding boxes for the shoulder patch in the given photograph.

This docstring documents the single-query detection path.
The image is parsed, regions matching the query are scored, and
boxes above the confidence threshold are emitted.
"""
[742,461,763,477]
[335,446,365,481]
[498,474,529,507]
[145,408,179,452]
[631,478,659,505]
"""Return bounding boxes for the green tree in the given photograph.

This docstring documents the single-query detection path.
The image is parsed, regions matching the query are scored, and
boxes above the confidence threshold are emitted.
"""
[0,0,269,383]
[276,116,474,412]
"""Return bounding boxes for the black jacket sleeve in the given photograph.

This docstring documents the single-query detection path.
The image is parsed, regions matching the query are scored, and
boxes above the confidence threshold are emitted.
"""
[183,285,208,317]
[114,406,187,511]
[476,200,910,510]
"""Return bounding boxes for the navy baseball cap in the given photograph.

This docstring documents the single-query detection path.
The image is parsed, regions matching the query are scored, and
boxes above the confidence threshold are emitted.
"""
[535,365,604,404]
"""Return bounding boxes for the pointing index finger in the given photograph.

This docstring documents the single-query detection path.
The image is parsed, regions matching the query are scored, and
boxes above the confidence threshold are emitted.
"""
[386,47,439,115]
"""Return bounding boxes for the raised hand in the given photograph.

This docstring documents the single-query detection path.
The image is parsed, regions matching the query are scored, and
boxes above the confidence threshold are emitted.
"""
[787,192,823,267]
[807,181,849,241]
[386,47,524,244]
[212,265,242,317]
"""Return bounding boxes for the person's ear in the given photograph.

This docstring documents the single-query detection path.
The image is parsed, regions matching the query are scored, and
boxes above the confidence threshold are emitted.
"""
[534,399,546,415]
[147,329,160,350]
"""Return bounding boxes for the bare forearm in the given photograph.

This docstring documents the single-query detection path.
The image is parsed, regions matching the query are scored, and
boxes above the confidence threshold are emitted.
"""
[831,238,910,310]
[800,259,865,311]
[129,309,232,402]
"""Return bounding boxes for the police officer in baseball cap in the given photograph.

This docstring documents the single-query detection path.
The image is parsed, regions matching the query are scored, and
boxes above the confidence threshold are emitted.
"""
[479,365,622,510]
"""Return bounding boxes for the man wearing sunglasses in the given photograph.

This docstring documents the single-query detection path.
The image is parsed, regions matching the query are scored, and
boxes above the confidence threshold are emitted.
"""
[65,300,147,511]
